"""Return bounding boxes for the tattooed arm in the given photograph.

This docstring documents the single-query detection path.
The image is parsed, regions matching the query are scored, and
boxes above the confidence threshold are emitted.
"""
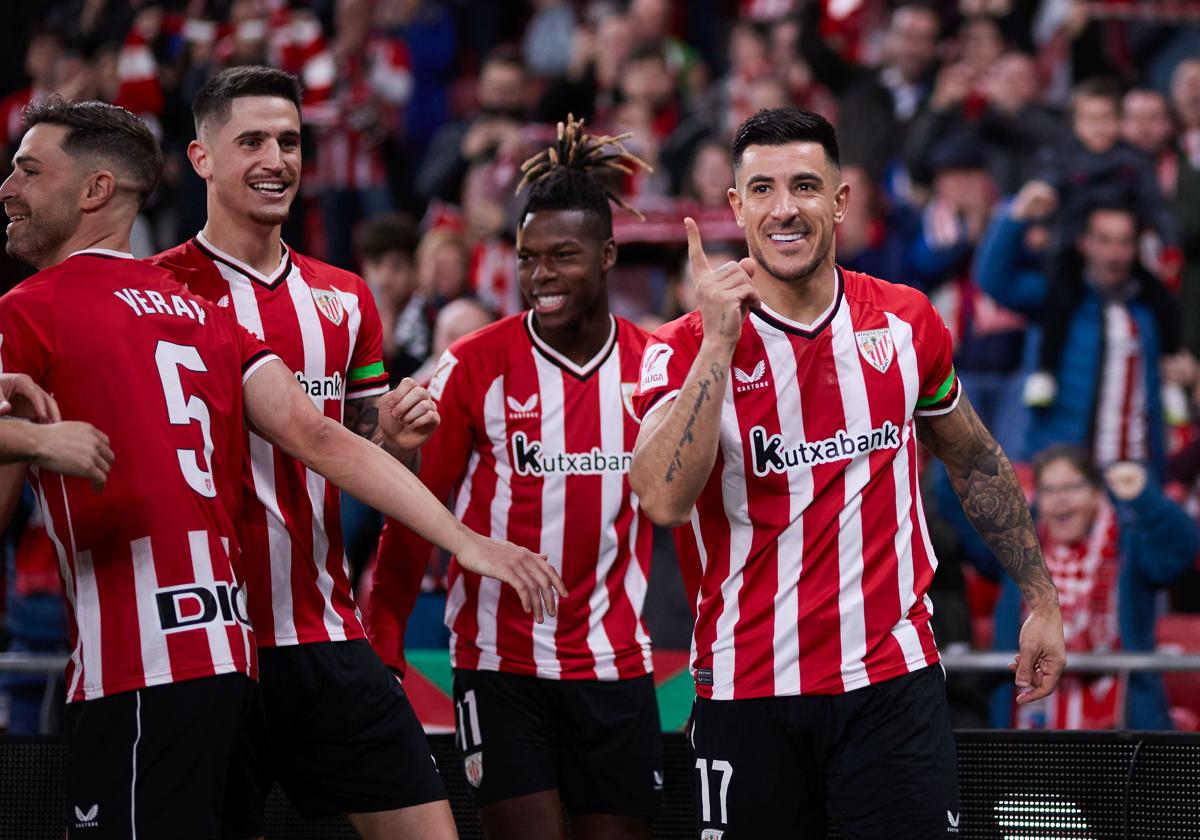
[631,346,732,526]
[630,218,758,526]
[917,394,1066,703]
[344,378,440,471]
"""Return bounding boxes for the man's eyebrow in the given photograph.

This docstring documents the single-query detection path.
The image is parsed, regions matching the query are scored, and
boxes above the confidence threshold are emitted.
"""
[746,174,775,187]
[12,154,40,168]
[233,129,301,141]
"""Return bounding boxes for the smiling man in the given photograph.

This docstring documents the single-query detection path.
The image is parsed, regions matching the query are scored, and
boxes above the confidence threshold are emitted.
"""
[368,120,663,840]
[629,108,1066,838]
[150,66,458,840]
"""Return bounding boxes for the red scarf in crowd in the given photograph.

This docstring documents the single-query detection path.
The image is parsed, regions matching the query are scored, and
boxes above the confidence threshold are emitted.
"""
[1015,503,1124,729]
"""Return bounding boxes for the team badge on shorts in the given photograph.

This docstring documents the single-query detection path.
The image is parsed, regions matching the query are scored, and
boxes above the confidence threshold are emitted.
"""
[464,751,484,788]
[311,288,345,326]
[855,328,894,373]
[700,829,725,840]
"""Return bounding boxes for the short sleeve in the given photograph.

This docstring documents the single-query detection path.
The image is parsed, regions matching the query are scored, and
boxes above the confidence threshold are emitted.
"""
[235,319,278,384]
[631,317,702,422]
[0,284,54,384]
[346,281,389,399]
[912,295,960,417]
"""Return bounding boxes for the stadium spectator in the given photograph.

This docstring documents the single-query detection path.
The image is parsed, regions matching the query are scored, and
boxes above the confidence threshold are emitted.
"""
[0,29,61,158]
[1171,59,1200,359]
[357,213,423,382]
[522,0,576,78]
[152,66,559,840]
[800,0,942,180]
[978,198,1179,474]
[630,107,1063,838]
[991,447,1199,729]
[418,47,531,205]
[370,117,662,840]
[905,49,1061,194]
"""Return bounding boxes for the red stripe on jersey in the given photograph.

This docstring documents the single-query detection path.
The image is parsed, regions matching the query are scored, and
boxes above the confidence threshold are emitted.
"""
[555,367,603,678]
[795,330,851,695]
[852,317,909,683]
[727,325,789,698]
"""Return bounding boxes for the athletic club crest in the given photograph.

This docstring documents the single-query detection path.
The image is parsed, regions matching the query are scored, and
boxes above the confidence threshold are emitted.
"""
[311,288,345,326]
[464,752,484,788]
[855,328,894,373]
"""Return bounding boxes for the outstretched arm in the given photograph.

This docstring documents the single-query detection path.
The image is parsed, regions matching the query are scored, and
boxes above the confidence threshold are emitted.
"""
[245,359,565,619]
[917,394,1065,703]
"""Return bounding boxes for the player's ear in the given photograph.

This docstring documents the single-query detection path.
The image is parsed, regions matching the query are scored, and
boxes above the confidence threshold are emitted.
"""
[187,139,211,180]
[78,170,117,211]
[833,178,850,225]
[601,237,617,273]
[728,186,745,228]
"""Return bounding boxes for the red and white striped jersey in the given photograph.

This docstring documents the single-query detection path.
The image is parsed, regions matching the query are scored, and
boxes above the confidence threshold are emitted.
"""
[151,234,390,648]
[0,251,273,701]
[1093,303,1148,467]
[633,268,960,700]
[369,312,655,680]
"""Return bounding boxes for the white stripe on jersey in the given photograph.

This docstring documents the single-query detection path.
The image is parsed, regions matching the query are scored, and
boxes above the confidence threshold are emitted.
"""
[885,313,927,664]
[342,288,363,392]
[475,377,510,671]
[287,272,348,641]
[219,535,251,668]
[34,479,83,699]
[686,509,708,683]
[250,432,296,641]
[131,537,172,687]
[762,324,811,696]
[531,352,565,678]
[587,352,623,679]
[830,306,872,691]
[75,551,104,700]
[623,498,654,675]
[188,531,236,675]
[444,448,481,647]
[711,375,748,700]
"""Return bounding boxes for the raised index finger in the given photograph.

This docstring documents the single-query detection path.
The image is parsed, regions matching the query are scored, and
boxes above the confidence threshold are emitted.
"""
[684,217,712,281]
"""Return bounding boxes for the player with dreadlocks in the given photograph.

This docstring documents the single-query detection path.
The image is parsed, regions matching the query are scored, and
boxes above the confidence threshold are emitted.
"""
[367,116,663,840]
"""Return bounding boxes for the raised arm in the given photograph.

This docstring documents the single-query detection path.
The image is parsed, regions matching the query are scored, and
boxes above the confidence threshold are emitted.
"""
[344,378,440,471]
[244,358,565,620]
[629,218,759,526]
[916,393,1066,703]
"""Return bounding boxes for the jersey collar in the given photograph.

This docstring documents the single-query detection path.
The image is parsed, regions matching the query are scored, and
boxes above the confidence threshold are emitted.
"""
[194,230,293,290]
[524,311,618,380]
[750,266,844,340]
[67,248,135,260]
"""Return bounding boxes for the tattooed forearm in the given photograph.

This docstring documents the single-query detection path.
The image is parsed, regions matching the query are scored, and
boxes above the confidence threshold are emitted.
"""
[344,396,383,442]
[665,363,724,484]
[918,399,1059,610]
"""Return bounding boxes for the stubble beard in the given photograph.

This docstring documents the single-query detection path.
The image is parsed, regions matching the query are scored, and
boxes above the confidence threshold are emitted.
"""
[5,212,75,270]
[748,229,833,285]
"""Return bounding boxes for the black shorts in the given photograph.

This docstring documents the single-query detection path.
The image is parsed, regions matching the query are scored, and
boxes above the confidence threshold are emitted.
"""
[452,669,663,818]
[224,640,445,837]
[689,665,959,839]
[65,672,252,840]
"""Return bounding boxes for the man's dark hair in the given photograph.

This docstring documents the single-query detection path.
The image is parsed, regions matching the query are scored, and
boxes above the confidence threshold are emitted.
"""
[730,108,840,170]
[1032,444,1103,490]
[192,66,303,134]
[482,45,526,75]
[22,97,162,209]
[357,213,419,263]
[1070,77,1122,114]
[1083,201,1139,230]
[517,115,652,240]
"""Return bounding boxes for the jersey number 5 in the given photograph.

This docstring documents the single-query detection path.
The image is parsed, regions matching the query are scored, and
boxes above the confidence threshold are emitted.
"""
[155,341,217,498]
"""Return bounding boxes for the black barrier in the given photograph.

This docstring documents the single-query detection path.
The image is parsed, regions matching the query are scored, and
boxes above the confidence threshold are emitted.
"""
[3,731,1200,838]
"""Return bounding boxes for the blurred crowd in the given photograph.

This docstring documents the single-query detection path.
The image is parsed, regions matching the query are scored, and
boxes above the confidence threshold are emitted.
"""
[4,0,1200,734]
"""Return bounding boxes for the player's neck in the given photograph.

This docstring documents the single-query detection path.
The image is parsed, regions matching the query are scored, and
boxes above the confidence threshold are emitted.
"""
[201,212,284,277]
[49,223,133,269]
[755,260,838,325]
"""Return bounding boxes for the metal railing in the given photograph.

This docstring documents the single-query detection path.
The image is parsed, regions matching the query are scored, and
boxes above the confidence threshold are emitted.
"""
[4,650,1200,674]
